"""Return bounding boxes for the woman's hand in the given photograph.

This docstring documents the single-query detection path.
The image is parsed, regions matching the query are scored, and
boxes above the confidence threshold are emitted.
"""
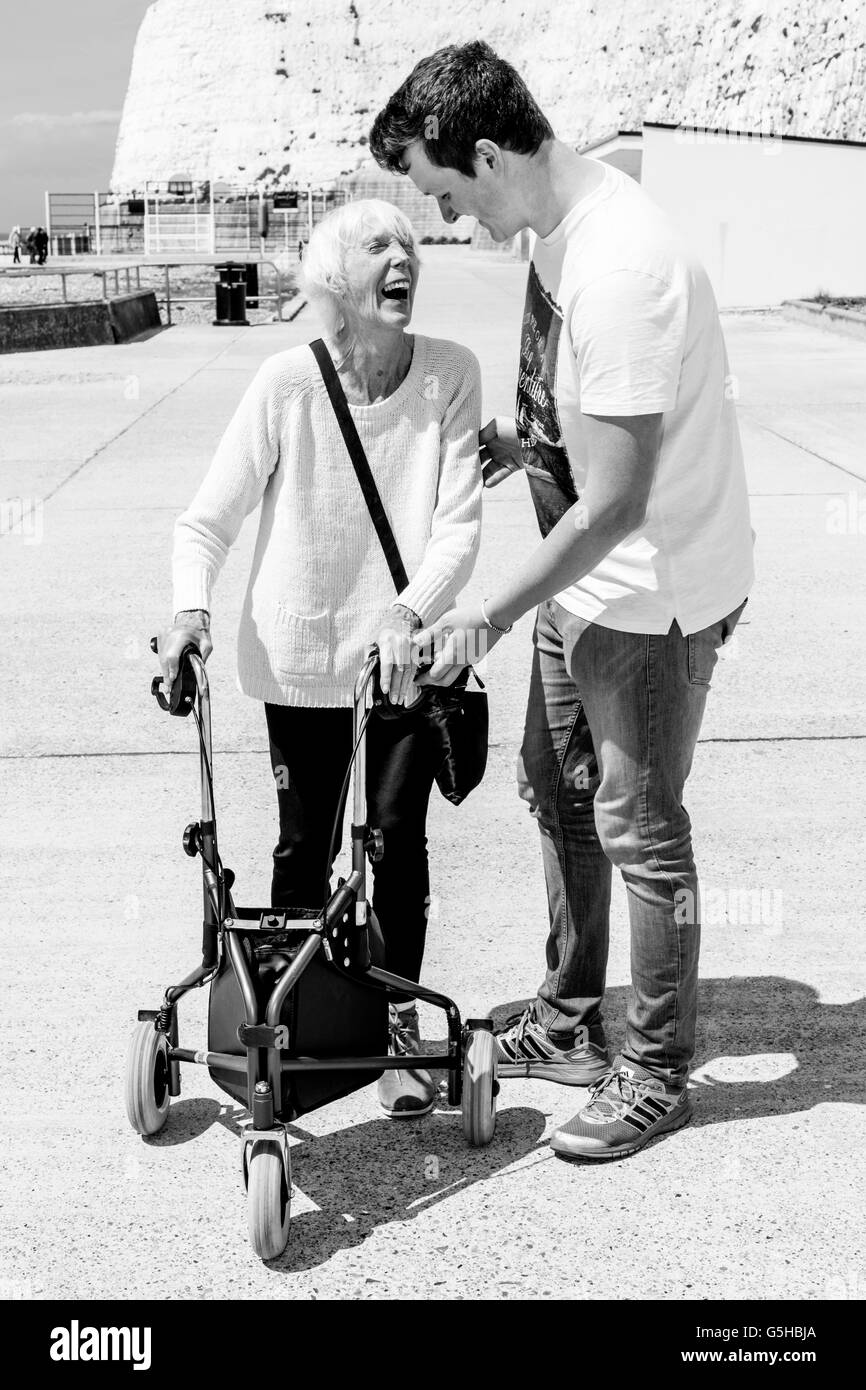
[375,609,422,705]
[480,417,524,488]
[158,610,213,693]
[414,604,503,686]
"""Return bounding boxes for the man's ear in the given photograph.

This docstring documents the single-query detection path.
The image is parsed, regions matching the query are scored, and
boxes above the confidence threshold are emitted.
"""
[474,139,503,173]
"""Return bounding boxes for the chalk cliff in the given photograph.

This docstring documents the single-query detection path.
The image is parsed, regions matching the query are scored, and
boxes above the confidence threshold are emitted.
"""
[111,0,866,192]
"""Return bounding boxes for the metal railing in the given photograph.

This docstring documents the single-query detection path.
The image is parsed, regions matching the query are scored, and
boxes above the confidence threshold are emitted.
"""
[0,259,295,324]
[0,263,142,303]
[148,260,292,323]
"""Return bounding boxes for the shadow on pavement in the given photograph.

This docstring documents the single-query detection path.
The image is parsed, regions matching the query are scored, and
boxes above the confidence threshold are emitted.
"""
[140,973,861,1269]
[144,1088,548,1273]
[270,1103,548,1273]
[124,324,168,344]
[143,1098,225,1146]
[492,976,865,1123]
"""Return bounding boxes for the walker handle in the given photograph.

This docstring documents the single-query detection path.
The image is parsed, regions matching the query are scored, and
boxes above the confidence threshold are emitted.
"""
[150,635,199,717]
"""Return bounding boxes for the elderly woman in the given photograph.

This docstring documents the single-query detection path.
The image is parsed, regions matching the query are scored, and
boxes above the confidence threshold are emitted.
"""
[160,199,482,1118]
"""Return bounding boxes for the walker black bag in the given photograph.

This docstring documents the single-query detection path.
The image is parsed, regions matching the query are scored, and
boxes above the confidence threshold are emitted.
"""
[310,337,489,806]
[207,909,389,1119]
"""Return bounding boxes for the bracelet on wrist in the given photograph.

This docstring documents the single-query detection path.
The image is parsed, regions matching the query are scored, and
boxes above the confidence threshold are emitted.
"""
[480,598,513,635]
[391,603,422,631]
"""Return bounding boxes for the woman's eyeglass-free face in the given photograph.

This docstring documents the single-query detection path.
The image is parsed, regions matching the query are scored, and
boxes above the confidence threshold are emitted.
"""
[339,223,420,332]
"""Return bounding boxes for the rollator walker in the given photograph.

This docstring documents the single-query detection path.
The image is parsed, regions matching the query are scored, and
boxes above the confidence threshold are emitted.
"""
[124,643,498,1260]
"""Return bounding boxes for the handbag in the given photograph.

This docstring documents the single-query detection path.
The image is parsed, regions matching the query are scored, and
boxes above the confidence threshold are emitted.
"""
[310,337,489,806]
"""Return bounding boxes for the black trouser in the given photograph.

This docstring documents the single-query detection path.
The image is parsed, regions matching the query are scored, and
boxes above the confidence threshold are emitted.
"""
[264,704,438,996]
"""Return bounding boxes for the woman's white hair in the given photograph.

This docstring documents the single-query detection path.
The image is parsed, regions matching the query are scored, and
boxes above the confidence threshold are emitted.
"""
[298,198,419,341]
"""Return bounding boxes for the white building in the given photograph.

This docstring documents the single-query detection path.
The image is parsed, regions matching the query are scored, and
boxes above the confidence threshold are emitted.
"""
[582,124,866,308]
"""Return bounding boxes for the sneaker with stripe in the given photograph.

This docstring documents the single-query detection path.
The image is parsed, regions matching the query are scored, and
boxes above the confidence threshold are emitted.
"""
[495,1009,610,1086]
[550,1058,692,1159]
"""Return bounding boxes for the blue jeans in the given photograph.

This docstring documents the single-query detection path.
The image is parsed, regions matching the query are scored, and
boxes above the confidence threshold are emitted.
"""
[517,598,746,1087]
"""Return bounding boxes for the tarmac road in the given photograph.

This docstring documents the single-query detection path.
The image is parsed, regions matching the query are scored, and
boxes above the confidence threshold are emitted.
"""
[1,248,864,1300]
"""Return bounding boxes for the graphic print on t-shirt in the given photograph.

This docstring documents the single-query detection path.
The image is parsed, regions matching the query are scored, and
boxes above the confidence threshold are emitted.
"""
[516,261,579,537]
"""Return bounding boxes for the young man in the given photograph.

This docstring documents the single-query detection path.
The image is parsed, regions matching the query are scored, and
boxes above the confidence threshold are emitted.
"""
[370,42,753,1159]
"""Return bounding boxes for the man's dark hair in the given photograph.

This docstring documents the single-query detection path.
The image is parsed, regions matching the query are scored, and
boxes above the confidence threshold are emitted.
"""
[370,40,554,178]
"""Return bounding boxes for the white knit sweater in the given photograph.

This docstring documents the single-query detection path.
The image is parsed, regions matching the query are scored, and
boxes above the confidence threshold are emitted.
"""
[172,335,483,707]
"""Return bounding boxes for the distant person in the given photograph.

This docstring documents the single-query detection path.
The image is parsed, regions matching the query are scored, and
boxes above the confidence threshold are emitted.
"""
[27,227,38,264]
[8,226,22,264]
[35,227,49,265]
[298,238,305,262]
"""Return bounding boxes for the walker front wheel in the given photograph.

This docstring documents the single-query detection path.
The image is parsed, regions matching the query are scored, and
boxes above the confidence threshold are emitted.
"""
[462,1027,497,1147]
[124,1022,170,1136]
[247,1140,291,1261]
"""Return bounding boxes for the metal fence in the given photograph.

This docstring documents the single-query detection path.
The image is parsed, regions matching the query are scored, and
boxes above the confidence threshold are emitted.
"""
[0,261,292,324]
[46,186,346,258]
[45,176,526,259]
[44,192,143,256]
[141,181,351,257]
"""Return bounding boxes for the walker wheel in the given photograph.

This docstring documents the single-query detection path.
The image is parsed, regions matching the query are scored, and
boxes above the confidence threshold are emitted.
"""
[247,1141,291,1261]
[461,1028,497,1147]
[124,1021,170,1136]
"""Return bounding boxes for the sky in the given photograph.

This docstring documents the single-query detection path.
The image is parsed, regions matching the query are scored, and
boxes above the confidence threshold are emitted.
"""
[0,0,152,233]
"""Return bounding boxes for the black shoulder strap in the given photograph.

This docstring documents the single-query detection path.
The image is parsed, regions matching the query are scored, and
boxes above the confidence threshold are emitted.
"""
[310,337,409,593]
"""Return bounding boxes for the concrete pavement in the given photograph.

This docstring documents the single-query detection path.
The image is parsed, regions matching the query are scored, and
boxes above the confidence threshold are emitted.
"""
[1,247,864,1300]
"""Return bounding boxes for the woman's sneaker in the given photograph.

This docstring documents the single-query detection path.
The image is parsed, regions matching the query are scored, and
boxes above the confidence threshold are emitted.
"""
[495,1009,610,1086]
[377,1004,436,1118]
[550,1058,692,1159]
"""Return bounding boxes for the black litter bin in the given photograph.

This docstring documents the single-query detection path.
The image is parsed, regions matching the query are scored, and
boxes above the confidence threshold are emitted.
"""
[245,262,259,309]
[213,262,249,326]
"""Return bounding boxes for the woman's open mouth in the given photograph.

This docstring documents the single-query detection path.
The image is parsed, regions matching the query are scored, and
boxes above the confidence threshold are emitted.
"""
[380,278,411,302]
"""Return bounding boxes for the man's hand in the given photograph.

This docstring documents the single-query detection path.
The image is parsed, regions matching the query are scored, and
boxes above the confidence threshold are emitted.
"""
[375,611,422,705]
[414,604,502,686]
[158,610,213,693]
[480,416,524,488]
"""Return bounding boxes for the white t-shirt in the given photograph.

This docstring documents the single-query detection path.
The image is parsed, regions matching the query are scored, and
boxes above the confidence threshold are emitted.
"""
[517,161,754,635]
